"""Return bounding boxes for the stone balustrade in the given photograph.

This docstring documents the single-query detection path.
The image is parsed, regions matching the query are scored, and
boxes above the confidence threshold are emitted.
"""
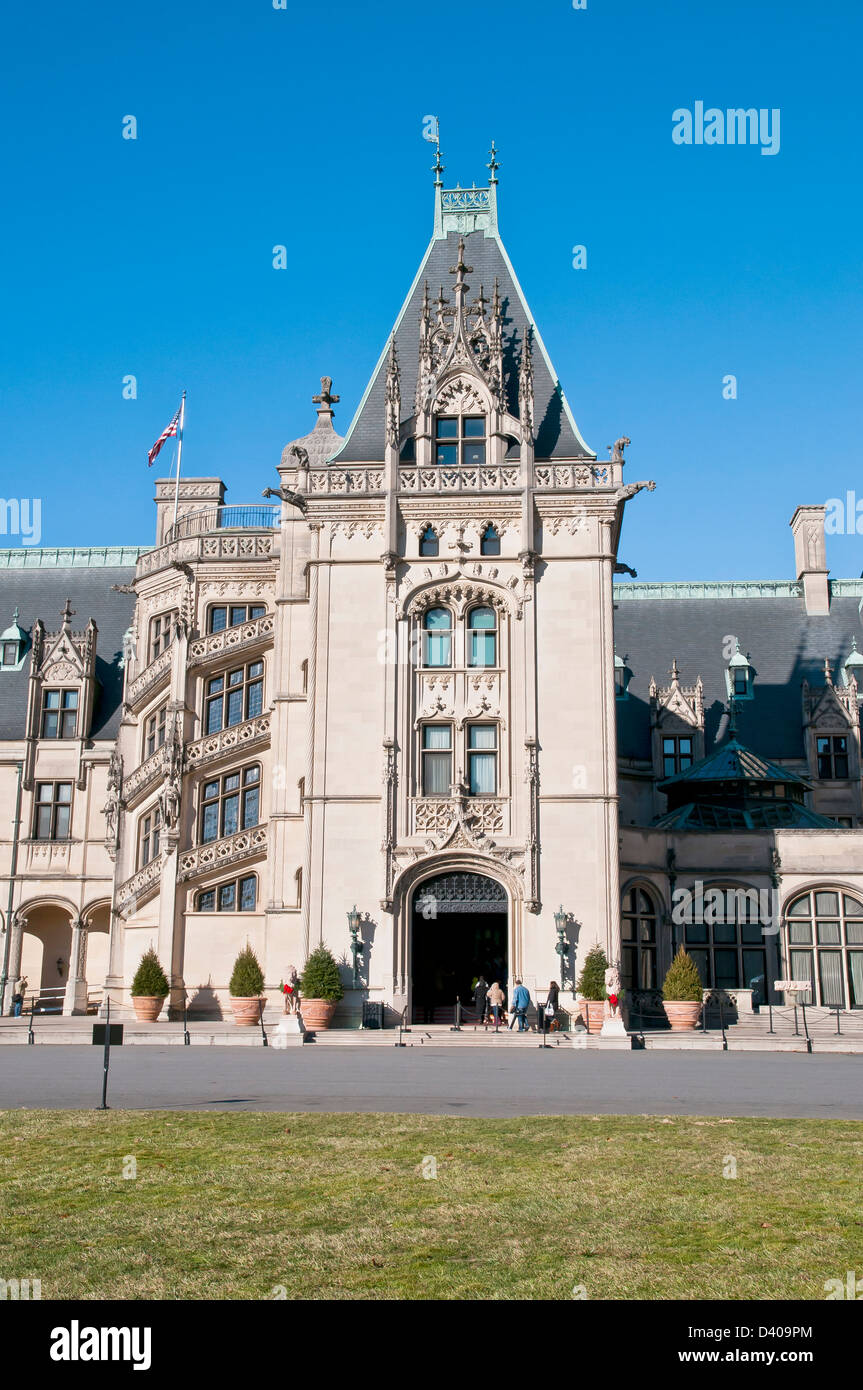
[177,825,267,884]
[187,614,274,668]
[185,713,271,772]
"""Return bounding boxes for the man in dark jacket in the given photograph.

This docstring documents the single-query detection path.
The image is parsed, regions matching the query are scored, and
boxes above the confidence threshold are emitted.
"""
[473,975,489,1025]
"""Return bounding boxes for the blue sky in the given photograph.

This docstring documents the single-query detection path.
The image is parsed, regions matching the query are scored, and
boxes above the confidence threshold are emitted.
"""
[1,0,861,579]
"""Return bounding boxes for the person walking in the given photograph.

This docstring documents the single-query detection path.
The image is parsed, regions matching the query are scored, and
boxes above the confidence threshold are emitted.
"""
[510,978,531,1032]
[543,980,560,1033]
[473,975,489,1027]
[12,976,27,1018]
[486,981,505,1027]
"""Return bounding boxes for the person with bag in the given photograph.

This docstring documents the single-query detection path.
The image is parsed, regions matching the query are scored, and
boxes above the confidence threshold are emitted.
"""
[542,980,559,1033]
[473,975,489,1026]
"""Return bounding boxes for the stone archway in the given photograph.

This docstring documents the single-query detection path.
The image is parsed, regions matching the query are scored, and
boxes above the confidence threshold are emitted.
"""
[410,870,508,1023]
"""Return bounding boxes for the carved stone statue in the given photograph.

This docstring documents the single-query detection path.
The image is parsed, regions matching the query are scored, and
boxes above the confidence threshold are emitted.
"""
[604,964,622,1017]
[610,436,631,462]
[158,775,181,831]
[283,965,301,1014]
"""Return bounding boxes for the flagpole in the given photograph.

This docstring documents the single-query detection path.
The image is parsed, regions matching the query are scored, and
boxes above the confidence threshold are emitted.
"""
[172,391,186,527]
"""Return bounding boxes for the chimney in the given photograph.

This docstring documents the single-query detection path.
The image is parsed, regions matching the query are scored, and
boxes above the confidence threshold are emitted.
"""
[790,505,830,615]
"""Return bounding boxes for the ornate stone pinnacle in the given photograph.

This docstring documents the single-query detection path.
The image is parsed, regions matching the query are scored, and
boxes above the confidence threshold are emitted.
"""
[61,598,76,627]
[487,140,500,183]
[432,140,445,186]
[312,377,339,413]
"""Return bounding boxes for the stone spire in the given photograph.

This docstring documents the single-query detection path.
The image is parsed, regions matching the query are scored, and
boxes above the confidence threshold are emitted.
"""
[385,337,401,448]
[518,326,534,438]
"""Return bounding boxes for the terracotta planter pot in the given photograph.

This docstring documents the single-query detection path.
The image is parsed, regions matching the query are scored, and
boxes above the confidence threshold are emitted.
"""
[132,995,165,1022]
[229,995,267,1026]
[662,999,703,1031]
[300,998,338,1031]
[584,1000,606,1033]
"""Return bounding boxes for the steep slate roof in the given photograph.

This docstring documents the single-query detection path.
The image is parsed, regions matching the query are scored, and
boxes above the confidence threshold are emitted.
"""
[614,586,863,764]
[332,227,593,465]
[0,554,140,740]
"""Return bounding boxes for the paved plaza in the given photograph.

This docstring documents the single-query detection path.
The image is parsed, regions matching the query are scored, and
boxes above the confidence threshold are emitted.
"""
[0,1046,861,1118]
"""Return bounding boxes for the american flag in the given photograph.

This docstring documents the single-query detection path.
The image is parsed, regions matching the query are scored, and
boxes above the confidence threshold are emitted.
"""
[147,405,181,467]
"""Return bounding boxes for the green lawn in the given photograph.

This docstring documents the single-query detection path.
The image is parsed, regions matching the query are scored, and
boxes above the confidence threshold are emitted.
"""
[1,1111,861,1300]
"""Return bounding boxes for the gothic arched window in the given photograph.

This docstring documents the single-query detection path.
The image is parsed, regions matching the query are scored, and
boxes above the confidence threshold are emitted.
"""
[785,888,863,1008]
[419,526,439,558]
[434,415,486,466]
[480,524,500,556]
[621,886,658,990]
[423,608,452,667]
[467,606,497,668]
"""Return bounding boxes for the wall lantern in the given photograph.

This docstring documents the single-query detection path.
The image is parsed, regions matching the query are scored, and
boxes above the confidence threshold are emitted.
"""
[553,906,571,986]
[347,905,364,987]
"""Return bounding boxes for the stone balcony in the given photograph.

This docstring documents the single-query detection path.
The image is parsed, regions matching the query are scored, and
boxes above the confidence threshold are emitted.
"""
[177,824,268,884]
[185,713,271,774]
[136,505,280,580]
[187,613,274,669]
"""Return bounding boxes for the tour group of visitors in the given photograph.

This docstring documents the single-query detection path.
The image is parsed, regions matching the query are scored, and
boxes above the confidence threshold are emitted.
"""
[471,976,559,1031]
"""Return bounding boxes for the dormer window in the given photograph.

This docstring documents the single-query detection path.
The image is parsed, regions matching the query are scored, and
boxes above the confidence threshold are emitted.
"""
[41,688,79,739]
[435,415,485,467]
[842,636,863,690]
[0,610,27,669]
[480,524,500,556]
[419,526,439,558]
[725,642,755,701]
[614,654,632,700]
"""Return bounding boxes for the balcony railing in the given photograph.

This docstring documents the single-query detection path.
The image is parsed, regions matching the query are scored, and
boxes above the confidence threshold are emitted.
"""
[164,504,280,545]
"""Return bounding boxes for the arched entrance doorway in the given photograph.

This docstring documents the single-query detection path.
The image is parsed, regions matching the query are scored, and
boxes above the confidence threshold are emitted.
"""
[411,871,508,1023]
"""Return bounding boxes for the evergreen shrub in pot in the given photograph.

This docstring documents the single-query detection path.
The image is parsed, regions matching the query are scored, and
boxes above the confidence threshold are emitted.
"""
[661,947,704,1030]
[228,945,267,1026]
[576,943,609,1033]
[299,945,344,1030]
[130,948,169,1022]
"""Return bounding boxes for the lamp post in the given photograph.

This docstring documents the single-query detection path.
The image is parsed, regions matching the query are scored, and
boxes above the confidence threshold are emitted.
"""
[347,906,364,987]
[554,905,570,988]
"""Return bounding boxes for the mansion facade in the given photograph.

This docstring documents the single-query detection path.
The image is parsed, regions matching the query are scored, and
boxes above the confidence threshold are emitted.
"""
[1,165,862,1022]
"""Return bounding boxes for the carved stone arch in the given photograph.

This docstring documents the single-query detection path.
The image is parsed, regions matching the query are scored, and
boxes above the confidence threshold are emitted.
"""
[431,373,491,418]
[81,897,112,928]
[400,575,520,622]
[17,896,78,923]
[395,851,523,913]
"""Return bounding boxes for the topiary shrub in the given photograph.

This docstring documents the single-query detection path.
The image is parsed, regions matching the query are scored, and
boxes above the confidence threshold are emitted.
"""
[130,948,169,998]
[576,944,609,1002]
[229,945,265,997]
[662,946,704,1002]
[299,944,344,1002]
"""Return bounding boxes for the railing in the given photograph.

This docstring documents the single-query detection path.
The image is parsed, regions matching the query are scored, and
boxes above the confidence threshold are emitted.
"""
[187,613,274,668]
[164,504,280,545]
[177,824,267,883]
[399,464,521,492]
[185,713,271,773]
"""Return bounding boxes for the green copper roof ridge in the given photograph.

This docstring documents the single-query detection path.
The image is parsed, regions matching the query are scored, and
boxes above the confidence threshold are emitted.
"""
[0,546,147,568]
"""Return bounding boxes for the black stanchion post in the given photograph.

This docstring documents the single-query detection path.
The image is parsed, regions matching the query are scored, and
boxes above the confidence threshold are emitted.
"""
[835,1006,841,1036]
[258,996,268,1047]
[183,991,190,1046]
[99,998,111,1111]
[27,994,35,1046]
[768,999,774,1034]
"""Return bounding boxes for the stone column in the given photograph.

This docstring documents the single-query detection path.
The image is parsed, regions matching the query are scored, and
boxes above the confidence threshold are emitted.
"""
[63,918,89,1015]
[2,912,26,1015]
